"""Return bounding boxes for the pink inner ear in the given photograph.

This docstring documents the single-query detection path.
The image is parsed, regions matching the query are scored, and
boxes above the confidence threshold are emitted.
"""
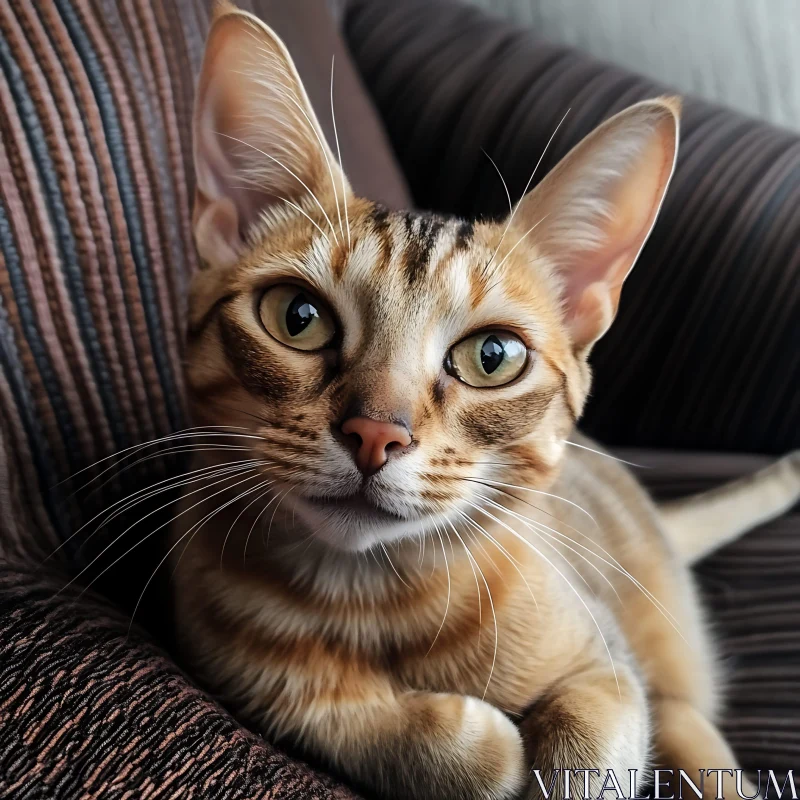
[194,197,242,269]
[558,124,677,350]
[194,79,276,239]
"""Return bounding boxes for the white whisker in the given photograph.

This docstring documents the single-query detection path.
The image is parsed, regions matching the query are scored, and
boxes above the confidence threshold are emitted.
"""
[380,542,411,590]
[562,440,650,468]
[251,47,345,247]
[443,517,483,635]
[458,520,499,701]
[425,523,452,657]
[276,196,331,243]
[244,487,291,563]
[483,109,569,274]
[67,470,263,601]
[486,493,683,637]
[491,214,549,275]
[455,508,538,613]
[464,500,621,698]
[84,443,254,500]
[330,55,351,250]
[219,481,276,568]
[482,149,513,218]
[465,477,597,525]
[130,475,271,636]
[61,426,261,490]
[215,131,340,244]
[476,493,612,600]
[47,459,264,565]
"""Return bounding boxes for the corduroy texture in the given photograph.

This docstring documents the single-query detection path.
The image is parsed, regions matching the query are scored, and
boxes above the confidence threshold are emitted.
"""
[0,0,797,796]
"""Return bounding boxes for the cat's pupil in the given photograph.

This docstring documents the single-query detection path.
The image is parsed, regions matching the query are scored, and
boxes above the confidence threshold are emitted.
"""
[286,293,317,336]
[480,335,505,374]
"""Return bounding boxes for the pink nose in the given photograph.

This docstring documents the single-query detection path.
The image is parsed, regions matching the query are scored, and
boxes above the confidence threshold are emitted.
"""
[341,417,412,476]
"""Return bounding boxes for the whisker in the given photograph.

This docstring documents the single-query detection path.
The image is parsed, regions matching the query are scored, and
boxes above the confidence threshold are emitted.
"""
[265,487,294,550]
[380,542,411,590]
[276,196,331,243]
[74,460,267,562]
[83,443,253,501]
[220,481,276,568]
[562,440,650,468]
[464,477,597,525]
[482,109,569,276]
[466,477,683,634]
[330,55,350,250]
[482,148,513,218]
[129,475,271,636]
[476,493,613,600]
[69,432,265,499]
[464,499,621,699]
[490,214,549,275]
[57,425,258,488]
[443,517,482,642]
[424,523,452,657]
[485,493,683,636]
[244,487,291,563]
[453,516,499,701]
[250,48,345,247]
[45,459,264,566]
[454,508,538,612]
[62,469,263,599]
[215,131,340,244]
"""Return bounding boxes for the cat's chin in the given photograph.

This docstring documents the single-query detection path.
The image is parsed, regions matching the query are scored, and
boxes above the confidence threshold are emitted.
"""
[289,493,429,553]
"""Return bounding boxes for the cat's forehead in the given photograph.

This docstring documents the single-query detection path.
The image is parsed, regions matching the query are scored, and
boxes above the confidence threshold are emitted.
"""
[238,203,562,348]
[342,208,483,301]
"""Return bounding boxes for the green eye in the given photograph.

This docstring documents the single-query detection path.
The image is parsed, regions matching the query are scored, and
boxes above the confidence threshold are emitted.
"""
[259,285,335,351]
[448,331,528,387]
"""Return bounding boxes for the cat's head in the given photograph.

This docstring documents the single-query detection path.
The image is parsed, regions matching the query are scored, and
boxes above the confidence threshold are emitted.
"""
[187,3,679,552]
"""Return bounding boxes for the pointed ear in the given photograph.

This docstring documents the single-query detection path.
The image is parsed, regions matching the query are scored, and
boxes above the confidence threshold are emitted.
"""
[192,1,349,268]
[513,98,680,353]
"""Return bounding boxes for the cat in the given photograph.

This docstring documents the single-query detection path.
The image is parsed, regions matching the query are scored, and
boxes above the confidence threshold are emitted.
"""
[169,3,800,798]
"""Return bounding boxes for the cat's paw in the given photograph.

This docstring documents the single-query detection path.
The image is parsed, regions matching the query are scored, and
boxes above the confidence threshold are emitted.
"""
[458,697,526,800]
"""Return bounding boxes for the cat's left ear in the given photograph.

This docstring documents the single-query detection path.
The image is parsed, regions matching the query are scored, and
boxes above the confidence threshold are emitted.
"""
[192,1,350,269]
[511,98,680,353]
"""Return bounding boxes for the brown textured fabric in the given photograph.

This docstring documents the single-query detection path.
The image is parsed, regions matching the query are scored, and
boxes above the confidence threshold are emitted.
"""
[345,0,800,456]
[0,0,798,796]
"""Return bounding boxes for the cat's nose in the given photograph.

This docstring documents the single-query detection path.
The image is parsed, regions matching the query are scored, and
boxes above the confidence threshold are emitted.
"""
[340,417,412,476]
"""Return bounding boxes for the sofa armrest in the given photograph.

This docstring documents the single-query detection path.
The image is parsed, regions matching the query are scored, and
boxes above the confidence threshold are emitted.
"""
[0,563,358,799]
[344,0,800,456]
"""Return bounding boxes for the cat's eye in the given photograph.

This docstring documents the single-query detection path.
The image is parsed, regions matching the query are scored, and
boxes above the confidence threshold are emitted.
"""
[448,331,528,388]
[259,285,335,351]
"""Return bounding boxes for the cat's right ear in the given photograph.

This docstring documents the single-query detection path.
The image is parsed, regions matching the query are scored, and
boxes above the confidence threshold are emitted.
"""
[192,2,349,269]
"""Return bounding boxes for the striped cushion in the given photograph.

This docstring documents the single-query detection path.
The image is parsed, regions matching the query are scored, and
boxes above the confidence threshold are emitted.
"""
[0,0,797,795]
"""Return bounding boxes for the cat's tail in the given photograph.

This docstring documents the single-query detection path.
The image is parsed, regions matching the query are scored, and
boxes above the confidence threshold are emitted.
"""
[658,451,800,566]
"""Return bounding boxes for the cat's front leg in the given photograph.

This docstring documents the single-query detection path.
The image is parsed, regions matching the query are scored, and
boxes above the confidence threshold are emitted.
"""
[520,663,650,800]
[304,689,526,800]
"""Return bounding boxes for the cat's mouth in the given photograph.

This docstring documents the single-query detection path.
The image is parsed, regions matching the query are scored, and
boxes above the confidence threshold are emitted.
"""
[302,491,407,522]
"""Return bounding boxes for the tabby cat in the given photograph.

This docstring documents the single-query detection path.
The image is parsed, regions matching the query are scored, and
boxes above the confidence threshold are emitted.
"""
[170,4,800,798]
